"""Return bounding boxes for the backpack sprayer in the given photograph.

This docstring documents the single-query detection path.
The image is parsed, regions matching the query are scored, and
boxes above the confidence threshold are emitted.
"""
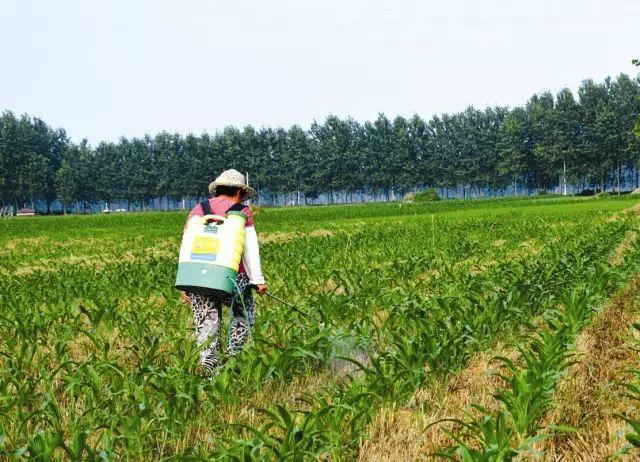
[175,201,247,295]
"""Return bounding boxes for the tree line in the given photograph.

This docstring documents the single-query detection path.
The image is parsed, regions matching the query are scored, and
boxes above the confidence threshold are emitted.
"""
[1,72,639,213]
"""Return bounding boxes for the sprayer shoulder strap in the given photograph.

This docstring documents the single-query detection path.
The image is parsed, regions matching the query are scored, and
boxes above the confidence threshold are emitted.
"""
[226,203,246,213]
[200,200,212,216]
[201,200,245,217]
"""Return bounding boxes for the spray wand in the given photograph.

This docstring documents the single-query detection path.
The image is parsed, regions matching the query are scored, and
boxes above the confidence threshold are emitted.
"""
[263,291,328,327]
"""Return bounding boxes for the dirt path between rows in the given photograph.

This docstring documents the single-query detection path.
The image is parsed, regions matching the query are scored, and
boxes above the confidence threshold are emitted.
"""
[539,275,640,461]
[357,341,521,461]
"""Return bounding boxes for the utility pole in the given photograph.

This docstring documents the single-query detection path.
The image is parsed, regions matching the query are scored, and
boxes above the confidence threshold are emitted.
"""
[245,172,251,206]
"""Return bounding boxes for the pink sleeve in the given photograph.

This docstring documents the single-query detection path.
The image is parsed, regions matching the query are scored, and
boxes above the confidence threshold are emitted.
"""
[188,204,204,219]
[243,206,254,227]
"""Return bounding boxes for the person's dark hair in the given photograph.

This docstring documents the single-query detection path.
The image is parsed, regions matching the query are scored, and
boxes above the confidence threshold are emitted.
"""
[213,185,245,199]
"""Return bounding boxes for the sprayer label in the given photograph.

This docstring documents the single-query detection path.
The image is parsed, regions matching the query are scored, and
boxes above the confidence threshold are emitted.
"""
[192,236,220,253]
[190,253,217,262]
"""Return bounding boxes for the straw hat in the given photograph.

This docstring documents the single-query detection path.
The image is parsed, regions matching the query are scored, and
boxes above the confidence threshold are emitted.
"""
[208,169,257,199]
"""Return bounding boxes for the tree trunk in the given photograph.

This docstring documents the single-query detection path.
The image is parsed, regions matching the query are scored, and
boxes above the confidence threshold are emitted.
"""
[616,162,621,194]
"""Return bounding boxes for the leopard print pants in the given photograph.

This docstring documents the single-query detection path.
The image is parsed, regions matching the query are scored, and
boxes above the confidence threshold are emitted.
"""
[187,272,255,372]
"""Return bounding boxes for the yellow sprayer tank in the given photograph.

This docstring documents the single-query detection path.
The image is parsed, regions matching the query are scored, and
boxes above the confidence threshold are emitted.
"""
[175,211,247,295]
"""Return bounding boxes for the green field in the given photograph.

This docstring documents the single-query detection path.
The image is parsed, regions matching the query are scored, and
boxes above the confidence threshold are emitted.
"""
[3,196,640,460]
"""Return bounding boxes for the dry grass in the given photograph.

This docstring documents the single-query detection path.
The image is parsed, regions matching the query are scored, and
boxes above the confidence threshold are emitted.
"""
[550,221,577,229]
[416,268,441,282]
[448,238,542,279]
[219,372,336,425]
[358,344,518,461]
[625,203,640,216]
[468,260,499,276]
[11,264,57,276]
[610,231,639,267]
[453,256,497,276]
[607,212,622,223]
[308,229,334,238]
[372,309,389,330]
[259,231,300,244]
[9,246,177,276]
[161,371,338,456]
[6,228,336,276]
[2,236,49,251]
[506,239,543,260]
[259,229,335,244]
[312,276,346,295]
[540,275,640,461]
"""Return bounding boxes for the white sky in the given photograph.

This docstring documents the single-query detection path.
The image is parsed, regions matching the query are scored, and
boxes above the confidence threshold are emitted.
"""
[1,0,639,144]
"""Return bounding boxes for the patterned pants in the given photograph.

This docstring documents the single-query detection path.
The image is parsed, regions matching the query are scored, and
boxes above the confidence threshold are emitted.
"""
[187,273,255,372]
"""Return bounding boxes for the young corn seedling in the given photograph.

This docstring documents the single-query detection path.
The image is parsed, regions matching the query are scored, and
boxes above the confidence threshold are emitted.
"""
[617,324,640,455]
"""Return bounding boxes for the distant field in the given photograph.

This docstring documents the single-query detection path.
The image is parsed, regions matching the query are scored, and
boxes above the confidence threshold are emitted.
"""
[3,196,640,460]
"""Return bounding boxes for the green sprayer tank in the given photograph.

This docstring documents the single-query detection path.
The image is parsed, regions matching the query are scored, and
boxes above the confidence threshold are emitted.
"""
[175,211,247,295]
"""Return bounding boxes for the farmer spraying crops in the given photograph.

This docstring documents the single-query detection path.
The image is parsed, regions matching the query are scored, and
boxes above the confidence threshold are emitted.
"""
[176,169,267,374]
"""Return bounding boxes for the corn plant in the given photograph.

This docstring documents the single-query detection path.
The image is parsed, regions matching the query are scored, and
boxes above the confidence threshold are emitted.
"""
[617,324,640,455]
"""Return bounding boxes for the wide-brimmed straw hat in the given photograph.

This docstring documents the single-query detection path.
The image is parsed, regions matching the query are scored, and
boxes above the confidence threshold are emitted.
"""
[208,169,257,199]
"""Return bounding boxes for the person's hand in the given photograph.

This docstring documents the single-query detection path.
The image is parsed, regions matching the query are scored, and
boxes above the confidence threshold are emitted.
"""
[256,284,268,295]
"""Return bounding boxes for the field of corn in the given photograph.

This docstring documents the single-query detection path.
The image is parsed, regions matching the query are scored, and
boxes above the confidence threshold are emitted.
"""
[4,195,640,460]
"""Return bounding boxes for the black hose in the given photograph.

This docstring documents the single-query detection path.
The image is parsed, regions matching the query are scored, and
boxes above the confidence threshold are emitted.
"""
[263,291,329,327]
